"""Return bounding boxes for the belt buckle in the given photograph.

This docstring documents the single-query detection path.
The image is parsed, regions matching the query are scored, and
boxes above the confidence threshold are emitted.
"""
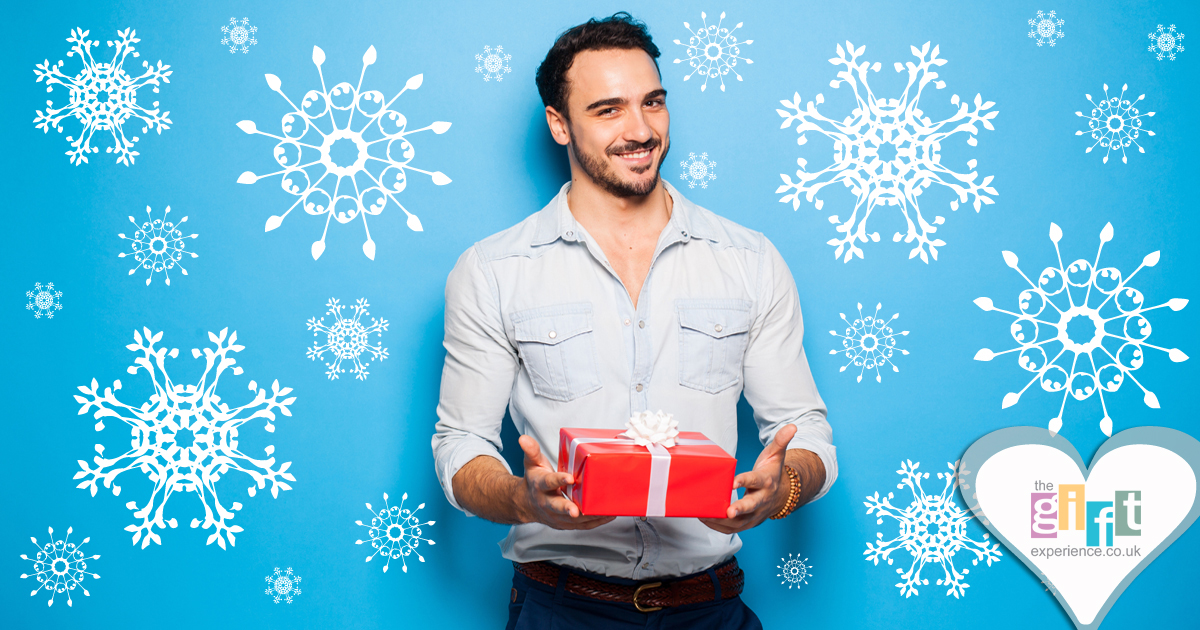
[632,581,663,613]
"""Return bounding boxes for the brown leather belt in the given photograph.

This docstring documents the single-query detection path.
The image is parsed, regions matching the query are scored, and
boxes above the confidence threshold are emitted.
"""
[514,557,744,613]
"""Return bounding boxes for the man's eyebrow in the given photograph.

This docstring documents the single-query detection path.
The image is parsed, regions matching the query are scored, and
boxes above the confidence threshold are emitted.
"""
[583,89,669,113]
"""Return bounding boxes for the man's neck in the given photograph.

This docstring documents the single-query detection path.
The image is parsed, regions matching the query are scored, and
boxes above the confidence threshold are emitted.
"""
[565,174,673,242]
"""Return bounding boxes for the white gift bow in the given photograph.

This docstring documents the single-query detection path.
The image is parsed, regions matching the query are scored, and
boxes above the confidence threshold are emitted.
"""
[566,412,713,517]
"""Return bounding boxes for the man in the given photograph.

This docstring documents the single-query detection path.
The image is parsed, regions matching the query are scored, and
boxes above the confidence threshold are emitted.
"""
[432,13,836,629]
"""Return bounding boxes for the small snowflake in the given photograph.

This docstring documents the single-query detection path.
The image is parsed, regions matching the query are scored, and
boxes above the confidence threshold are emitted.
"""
[1028,11,1065,47]
[265,567,302,603]
[777,553,812,589]
[20,526,100,607]
[829,303,909,383]
[864,460,1002,598]
[306,298,388,380]
[679,152,717,189]
[672,11,753,92]
[1148,24,1185,61]
[34,28,172,166]
[220,18,258,54]
[73,327,298,549]
[475,45,511,81]
[118,206,198,286]
[776,42,998,263]
[355,492,436,573]
[1075,84,1155,165]
[26,282,63,319]
[236,45,452,260]
[973,222,1189,436]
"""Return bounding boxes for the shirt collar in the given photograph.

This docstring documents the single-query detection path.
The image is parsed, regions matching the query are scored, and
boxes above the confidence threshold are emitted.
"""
[531,180,721,247]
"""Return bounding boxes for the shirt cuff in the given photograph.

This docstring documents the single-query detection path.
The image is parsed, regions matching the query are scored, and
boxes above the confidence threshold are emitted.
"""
[436,436,513,517]
[784,435,838,503]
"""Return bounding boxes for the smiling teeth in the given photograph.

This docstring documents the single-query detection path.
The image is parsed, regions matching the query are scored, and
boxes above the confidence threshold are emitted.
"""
[621,150,650,158]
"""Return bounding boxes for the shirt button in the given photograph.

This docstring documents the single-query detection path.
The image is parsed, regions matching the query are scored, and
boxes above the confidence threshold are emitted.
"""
[640,517,647,522]
[566,230,574,238]
[714,324,723,333]
[548,331,557,339]
[642,563,650,569]
[636,384,643,392]
[624,319,631,326]
[638,320,645,329]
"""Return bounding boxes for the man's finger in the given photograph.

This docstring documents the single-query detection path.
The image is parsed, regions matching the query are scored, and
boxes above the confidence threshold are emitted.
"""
[519,435,553,470]
[733,470,767,491]
[761,424,797,460]
[530,468,572,491]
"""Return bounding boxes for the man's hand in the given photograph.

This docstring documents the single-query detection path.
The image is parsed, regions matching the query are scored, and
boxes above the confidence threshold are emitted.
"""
[515,436,616,530]
[699,424,797,535]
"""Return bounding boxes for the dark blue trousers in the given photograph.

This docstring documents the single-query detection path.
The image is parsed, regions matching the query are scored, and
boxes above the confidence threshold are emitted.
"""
[505,562,764,630]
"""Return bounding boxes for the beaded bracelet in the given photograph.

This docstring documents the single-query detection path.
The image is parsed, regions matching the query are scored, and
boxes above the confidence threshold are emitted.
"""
[769,465,801,520]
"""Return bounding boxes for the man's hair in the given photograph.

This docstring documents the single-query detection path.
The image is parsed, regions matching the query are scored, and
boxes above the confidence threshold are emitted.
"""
[535,12,660,117]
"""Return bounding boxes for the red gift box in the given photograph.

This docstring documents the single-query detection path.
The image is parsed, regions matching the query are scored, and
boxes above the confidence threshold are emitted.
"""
[557,427,737,518]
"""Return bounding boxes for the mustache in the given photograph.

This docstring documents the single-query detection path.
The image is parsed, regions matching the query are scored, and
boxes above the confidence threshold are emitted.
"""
[606,137,660,156]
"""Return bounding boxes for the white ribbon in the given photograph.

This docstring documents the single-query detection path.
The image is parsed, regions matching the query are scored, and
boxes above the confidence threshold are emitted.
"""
[566,411,711,517]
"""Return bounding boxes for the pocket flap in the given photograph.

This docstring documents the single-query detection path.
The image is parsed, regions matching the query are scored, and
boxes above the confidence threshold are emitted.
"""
[512,304,594,345]
[677,300,752,339]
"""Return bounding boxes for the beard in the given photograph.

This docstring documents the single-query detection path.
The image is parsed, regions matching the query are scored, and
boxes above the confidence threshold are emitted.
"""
[570,132,669,198]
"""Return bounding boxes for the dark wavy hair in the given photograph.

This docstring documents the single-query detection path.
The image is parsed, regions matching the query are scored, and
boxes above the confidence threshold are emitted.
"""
[535,12,661,118]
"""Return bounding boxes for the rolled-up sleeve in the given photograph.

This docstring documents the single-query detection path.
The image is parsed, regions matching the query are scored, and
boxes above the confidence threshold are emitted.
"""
[741,237,838,501]
[432,245,520,515]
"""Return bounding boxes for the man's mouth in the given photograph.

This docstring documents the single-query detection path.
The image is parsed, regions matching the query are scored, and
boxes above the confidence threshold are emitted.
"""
[613,147,654,165]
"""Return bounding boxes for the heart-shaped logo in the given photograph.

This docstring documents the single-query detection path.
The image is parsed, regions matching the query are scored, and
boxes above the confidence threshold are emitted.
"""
[959,427,1200,629]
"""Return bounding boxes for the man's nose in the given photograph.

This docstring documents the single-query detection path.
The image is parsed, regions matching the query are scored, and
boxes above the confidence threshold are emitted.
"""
[622,108,653,144]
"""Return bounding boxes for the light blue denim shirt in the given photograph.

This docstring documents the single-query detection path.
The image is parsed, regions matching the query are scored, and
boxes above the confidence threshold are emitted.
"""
[432,181,837,579]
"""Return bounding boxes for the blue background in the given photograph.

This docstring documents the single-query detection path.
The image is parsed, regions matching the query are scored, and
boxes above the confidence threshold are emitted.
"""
[3,0,1197,628]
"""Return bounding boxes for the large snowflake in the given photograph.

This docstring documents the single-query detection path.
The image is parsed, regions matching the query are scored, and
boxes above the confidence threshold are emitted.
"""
[672,11,753,92]
[1148,24,1185,61]
[864,460,1002,598]
[265,567,302,603]
[829,302,909,383]
[73,328,298,549]
[221,18,258,54]
[118,205,198,286]
[777,553,812,589]
[1075,84,1155,164]
[237,45,452,260]
[355,492,436,573]
[680,151,716,189]
[475,45,512,81]
[19,526,100,607]
[776,41,999,263]
[26,282,63,319]
[33,28,172,166]
[306,298,388,380]
[1027,10,1065,47]
[973,222,1188,436]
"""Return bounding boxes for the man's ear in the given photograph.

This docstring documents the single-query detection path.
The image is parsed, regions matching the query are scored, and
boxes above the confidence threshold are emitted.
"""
[545,106,571,147]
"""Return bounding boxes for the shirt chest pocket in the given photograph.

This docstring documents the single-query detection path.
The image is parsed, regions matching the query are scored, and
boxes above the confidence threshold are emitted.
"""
[511,303,603,402]
[676,299,752,394]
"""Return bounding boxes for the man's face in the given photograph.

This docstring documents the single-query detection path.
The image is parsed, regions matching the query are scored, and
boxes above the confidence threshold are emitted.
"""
[557,48,669,198]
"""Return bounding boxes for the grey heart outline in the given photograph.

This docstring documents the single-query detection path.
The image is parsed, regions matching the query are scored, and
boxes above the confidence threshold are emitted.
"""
[959,426,1200,630]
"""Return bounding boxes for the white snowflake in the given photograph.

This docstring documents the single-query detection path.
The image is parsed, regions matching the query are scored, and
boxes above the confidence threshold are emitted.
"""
[19,526,100,607]
[776,41,999,264]
[355,492,435,573]
[1075,84,1155,165]
[679,152,716,189]
[777,553,812,589]
[672,11,753,92]
[829,302,909,383]
[265,567,302,603]
[26,282,63,319]
[118,206,198,286]
[973,222,1189,436]
[475,45,512,81]
[72,327,298,549]
[1027,10,1065,47]
[220,18,258,54]
[1148,24,1185,60]
[236,45,452,260]
[33,28,172,166]
[306,298,388,380]
[864,460,1002,598]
